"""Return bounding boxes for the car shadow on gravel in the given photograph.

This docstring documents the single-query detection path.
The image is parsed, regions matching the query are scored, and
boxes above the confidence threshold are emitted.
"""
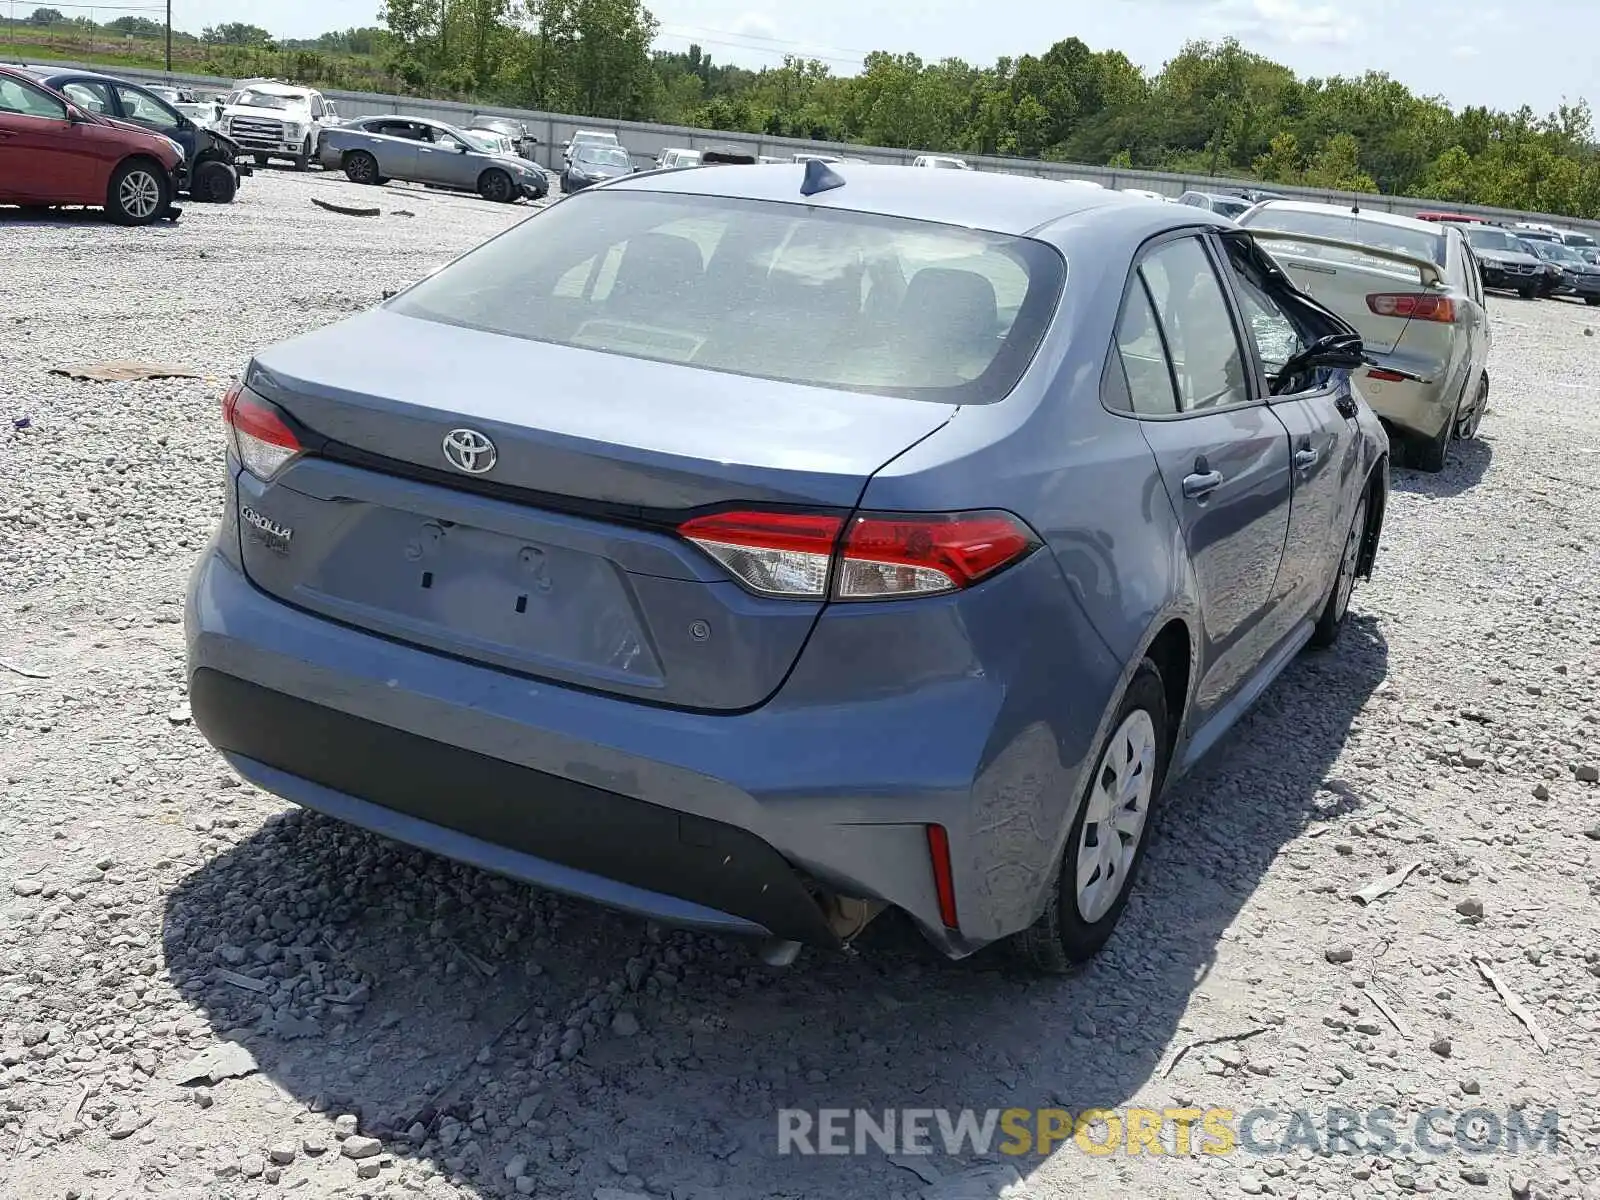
[159,617,1387,1200]
[1391,436,1493,498]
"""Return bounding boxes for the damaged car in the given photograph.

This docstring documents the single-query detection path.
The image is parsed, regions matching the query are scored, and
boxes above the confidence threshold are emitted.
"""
[320,115,545,203]
[1238,200,1491,471]
[186,166,1391,973]
[28,67,250,203]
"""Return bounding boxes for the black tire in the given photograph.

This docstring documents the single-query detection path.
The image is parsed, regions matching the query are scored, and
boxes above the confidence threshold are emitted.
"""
[1456,374,1488,442]
[1011,660,1171,974]
[191,159,237,204]
[1519,286,1537,299]
[478,169,516,203]
[1586,296,1600,307]
[106,157,170,226]
[254,154,271,169]
[1310,486,1370,650]
[343,151,380,186]
[292,137,312,172]
[1411,384,1461,473]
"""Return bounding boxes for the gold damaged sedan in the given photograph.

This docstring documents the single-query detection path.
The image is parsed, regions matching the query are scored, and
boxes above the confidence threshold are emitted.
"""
[1238,200,1491,472]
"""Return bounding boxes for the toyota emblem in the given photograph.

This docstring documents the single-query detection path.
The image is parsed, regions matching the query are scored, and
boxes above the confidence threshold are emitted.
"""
[442,428,497,474]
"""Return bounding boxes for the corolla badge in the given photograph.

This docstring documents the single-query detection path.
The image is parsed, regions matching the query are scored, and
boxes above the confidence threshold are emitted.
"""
[442,428,497,474]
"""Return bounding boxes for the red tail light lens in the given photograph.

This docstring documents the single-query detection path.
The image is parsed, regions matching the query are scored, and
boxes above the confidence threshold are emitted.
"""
[678,511,844,598]
[836,511,1037,599]
[1365,368,1409,382]
[1366,293,1456,323]
[677,508,1038,601]
[222,382,302,480]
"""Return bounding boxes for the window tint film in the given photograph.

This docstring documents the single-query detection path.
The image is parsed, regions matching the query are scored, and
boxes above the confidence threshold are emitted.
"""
[389,190,1067,404]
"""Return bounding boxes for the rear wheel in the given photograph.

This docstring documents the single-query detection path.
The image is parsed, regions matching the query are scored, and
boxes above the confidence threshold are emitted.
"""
[344,151,380,186]
[1011,660,1170,974]
[1310,488,1370,649]
[107,158,169,226]
[478,169,515,203]
[1411,386,1461,473]
[1456,374,1488,441]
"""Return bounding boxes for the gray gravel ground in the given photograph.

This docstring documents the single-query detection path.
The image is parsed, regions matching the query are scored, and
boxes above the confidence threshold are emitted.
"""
[2,170,1598,1200]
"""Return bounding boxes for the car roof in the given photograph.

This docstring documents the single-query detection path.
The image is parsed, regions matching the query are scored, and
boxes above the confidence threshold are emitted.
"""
[238,82,309,96]
[1252,198,1443,237]
[602,162,1222,237]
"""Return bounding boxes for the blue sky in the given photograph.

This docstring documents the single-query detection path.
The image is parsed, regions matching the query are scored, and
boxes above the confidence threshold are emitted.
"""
[162,0,1587,115]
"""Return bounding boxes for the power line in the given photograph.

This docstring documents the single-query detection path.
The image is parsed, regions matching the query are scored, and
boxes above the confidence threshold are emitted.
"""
[655,27,863,69]
[659,21,872,59]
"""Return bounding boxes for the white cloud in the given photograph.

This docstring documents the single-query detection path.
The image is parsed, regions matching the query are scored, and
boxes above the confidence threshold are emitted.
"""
[1198,0,1354,48]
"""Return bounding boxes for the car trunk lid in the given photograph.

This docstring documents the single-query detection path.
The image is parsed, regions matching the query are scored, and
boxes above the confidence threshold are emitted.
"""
[233,309,955,711]
[1246,229,1446,356]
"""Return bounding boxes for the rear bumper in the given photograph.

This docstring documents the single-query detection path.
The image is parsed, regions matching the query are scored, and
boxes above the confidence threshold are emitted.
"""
[193,669,835,944]
[1355,362,1457,440]
[185,543,1111,956]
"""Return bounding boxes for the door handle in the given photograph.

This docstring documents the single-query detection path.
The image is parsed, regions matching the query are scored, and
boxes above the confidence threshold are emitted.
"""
[1182,470,1224,499]
[1294,447,1319,469]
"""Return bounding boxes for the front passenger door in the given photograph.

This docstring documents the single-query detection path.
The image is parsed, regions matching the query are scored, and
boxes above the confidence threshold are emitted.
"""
[1217,233,1359,621]
[1125,234,1295,726]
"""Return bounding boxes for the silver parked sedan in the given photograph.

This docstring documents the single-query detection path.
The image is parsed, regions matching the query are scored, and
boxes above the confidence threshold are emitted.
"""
[320,115,545,203]
[1238,201,1491,471]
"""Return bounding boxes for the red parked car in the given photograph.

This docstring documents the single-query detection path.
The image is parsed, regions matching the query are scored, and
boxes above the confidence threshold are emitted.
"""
[0,65,182,225]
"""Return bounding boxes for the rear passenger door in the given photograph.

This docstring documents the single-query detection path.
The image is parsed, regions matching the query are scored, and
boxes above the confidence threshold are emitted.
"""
[1111,232,1295,725]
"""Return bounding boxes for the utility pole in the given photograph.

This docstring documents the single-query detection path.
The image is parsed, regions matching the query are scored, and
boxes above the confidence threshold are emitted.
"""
[165,0,172,71]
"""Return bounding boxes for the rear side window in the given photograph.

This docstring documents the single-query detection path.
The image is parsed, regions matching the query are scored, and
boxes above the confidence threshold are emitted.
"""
[1109,282,1178,416]
[389,190,1066,404]
[1139,238,1249,412]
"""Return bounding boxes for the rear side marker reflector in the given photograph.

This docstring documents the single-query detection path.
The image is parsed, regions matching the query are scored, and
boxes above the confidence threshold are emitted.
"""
[926,824,959,929]
[678,509,1038,601]
[222,382,302,480]
[1366,293,1456,323]
[1365,368,1409,382]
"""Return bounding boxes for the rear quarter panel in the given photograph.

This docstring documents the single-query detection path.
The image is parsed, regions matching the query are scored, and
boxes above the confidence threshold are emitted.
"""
[856,218,1199,933]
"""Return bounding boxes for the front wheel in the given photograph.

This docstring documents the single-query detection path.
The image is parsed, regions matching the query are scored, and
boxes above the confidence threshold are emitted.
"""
[191,159,237,203]
[107,158,169,226]
[292,137,312,171]
[1011,660,1170,974]
[478,169,516,203]
[1519,286,1537,299]
[1310,488,1369,649]
[1586,296,1600,307]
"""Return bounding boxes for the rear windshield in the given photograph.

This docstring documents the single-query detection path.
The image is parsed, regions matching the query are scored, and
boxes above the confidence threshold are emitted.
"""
[388,190,1065,403]
[1466,228,1523,252]
[1563,232,1596,248]
[1213,198,1250,218]
[1245,207,1446,267]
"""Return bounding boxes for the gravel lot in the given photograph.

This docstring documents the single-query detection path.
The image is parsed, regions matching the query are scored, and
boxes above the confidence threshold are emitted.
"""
[2,170,1598,1200]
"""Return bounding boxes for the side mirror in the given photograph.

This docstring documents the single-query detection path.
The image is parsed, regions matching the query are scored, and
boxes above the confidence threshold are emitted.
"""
[1270,333,1367,394]
[66,105,87,125]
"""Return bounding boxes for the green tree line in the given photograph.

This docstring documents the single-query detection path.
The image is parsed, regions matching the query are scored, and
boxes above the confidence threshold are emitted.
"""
[12,0,1600,217]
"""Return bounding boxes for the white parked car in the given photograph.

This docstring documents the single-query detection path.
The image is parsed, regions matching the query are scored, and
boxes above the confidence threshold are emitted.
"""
[658,148,702,169]
[219,81,339,170]
[912,154,970,170]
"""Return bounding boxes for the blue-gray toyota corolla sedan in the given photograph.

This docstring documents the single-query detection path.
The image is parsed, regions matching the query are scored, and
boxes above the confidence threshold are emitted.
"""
[186,163,1390,973]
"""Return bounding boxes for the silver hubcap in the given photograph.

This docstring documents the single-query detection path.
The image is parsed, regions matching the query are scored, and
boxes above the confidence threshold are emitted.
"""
[1075,709,1157,924]
[1334,496,1367,620]
[119,170,159,218]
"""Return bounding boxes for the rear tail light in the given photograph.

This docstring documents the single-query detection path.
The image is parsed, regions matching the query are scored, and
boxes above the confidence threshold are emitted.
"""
[222,381,302,480]
[1365,368,1409,382]
[678,509,1038,601]
[1366,293,1456,323]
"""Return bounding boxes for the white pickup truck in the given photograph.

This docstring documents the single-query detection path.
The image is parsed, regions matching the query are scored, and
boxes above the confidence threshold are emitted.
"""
[219,79,341,170]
